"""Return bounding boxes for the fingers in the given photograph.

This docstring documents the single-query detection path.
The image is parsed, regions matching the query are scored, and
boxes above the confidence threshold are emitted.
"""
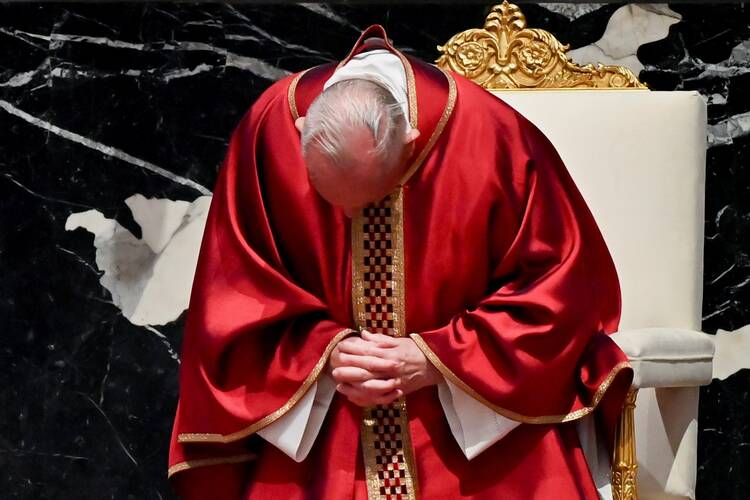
[330,342,387,370]
[336,336,395,358]
[336,352,399,373]
[337,382,403,407]
[361,330,400,347]
[358,377,400,392]
[329,347,345,370]
[330,366,388,383]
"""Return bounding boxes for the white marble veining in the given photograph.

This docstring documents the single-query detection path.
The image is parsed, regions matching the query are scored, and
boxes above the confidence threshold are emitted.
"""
[707,110,750,147]
[691,39,750,81]
[642,37,750,89]
[0,58,49,87]
[299,3,361,31]
[65,194,211,326]
[567,4,681,75]
[0,99,211,194]
[225,6,335,58]
[712,324,750,380]
[3,28,291,81]
[538,3,606,20]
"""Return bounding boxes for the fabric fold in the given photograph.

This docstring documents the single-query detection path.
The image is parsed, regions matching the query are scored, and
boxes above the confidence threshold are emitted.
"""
[257,373,338,462]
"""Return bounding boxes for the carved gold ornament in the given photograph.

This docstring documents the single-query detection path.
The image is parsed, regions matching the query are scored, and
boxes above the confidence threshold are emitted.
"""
[612,390,639,500]
[436,1,647,90]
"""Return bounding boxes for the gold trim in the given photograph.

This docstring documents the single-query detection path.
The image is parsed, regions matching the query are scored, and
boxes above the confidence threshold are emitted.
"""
[396,395,420,499]
[178,328,355,443]
[398,68,457,186]
[287,69,309,121]
[167,453,257,478]
[392,187,406,338]
[393,52,419,129]
[361,411,384,499]
[612,389,639,500]
[411,332,631,424]
[351,213,366,330]
[390,187,419,498]
[436,1,647,90]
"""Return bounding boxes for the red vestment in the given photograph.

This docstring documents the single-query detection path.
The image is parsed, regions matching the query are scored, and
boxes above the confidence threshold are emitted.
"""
[168,25,633,500]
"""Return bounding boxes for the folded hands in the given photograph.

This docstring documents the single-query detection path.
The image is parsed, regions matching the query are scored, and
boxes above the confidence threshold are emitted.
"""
[327,330,442,407]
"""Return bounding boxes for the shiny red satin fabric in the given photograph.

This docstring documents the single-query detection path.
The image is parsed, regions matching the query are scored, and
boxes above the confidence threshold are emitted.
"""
[168,25,633,499]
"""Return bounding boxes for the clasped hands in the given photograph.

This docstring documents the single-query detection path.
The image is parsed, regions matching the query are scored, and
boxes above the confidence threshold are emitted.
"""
[327,330,442,407]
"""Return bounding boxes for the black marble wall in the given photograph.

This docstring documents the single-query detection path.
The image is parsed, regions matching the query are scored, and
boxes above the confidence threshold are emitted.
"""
[1,3,748,499]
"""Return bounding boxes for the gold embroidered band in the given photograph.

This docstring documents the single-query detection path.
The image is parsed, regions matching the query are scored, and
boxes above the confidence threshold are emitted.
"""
[352,188,419,500]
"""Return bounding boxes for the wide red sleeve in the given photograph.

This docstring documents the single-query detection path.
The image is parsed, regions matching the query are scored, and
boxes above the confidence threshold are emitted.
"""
[410,108,633,448]
[167,75,354,497]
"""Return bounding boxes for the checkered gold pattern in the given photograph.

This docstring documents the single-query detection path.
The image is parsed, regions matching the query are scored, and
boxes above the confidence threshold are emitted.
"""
[352,189,419,500]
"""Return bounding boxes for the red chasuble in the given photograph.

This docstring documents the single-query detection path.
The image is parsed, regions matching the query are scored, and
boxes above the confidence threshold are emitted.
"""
[168,25,633,500]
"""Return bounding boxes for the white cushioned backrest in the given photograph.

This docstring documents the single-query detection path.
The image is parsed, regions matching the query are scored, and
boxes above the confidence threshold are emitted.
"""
[490,90,707,331]
[491,90,708,500]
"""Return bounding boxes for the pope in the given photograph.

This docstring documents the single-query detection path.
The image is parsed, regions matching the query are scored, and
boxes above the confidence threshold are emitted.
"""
[167,25,633,499]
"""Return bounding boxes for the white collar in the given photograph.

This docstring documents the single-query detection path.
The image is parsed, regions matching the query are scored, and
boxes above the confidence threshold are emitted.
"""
[323,48,411,132]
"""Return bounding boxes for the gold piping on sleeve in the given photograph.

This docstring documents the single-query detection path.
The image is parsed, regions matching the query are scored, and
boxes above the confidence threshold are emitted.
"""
[410,332,631,424]
[178,328,356,443]
[398,68,457,186]
[167,453,257,478]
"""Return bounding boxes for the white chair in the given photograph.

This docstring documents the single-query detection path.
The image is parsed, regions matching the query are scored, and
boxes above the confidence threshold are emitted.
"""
[436,3,714,499]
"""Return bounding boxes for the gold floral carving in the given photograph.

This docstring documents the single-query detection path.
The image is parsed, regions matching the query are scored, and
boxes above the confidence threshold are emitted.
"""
[436,1,647,90]
[612,389,639,500]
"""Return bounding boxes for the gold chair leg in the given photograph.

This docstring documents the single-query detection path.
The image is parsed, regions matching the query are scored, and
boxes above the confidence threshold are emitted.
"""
[612,389,639,500]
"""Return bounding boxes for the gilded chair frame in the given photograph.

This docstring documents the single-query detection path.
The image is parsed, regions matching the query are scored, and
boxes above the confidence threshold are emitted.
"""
[435,3,646,499]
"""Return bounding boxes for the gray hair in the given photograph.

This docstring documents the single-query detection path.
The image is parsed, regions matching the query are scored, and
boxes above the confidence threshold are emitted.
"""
[300,79,407,171]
